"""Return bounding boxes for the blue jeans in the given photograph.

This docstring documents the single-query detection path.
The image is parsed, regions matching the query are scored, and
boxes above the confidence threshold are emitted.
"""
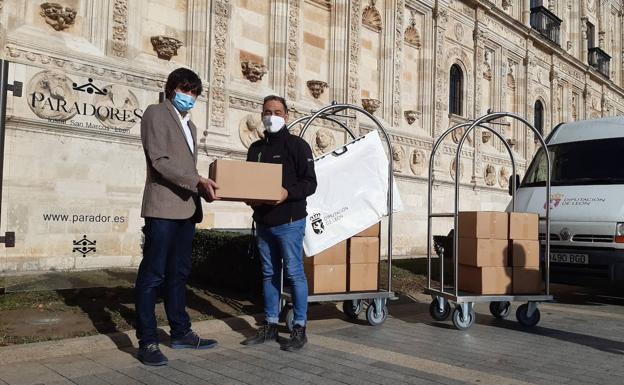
[135,218,195,347]
[256,218,307,327]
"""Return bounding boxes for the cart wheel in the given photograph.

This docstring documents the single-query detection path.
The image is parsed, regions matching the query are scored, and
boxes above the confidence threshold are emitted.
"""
[285,307,295,331]
[342,300,363,319]
[516,304,540,327]
[451,306,475,330]
[365,303,388,326]
[489,301,511,319]
[429,299,451,321]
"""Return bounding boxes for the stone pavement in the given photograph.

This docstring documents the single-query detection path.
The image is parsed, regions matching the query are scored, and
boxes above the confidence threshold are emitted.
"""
[1,286,624,385]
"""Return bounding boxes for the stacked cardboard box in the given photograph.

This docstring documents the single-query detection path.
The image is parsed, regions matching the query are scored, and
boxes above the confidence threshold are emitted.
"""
[458,212,512,295]
[348,223,380,291]
[457,211,541,295]
[509,213,541,294]
[305,223,381,294]
[304,240,347,293]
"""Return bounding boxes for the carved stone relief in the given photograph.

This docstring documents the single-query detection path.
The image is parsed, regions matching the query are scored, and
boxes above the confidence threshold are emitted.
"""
[313,128,336,157]
[111,0,128,57]
[409,149,425,176]
[362,98,381,114]
[95,84,139,130]
[454,23,464,42]
[239,114,264,149]
[392,2,404,128]
[451,126,473,146]
[306,80,328,99]
[404,12,421,49]
[571,92,578,120]
[362,0,382,32]
[404,110,420,125]
[450,158,464,181]
[241,61,267,82]
[483,50,492,80]
[506,59,516,90]
[287,0,300,100]
[27,70,78,121]
[151,36,183,60]
[210,0,230,129]
[392,145,405,173]
[484,164,496,186]
[498,166,510,188]
[348,1,362,105]
[40,2,77,31]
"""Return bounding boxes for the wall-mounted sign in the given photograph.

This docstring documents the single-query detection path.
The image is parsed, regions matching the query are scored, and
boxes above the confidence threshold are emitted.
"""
[26,69,144,134]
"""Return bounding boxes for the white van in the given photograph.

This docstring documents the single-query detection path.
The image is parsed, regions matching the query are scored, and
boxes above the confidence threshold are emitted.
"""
[513,116,624,285]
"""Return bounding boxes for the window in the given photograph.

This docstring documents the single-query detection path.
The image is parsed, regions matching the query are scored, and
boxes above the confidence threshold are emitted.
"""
[449,64,463,116]
[587,22,595,49]
[534,100,544,141]
[522,138,624,187]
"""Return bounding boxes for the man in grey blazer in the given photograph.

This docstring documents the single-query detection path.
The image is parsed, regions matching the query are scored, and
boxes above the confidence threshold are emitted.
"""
[136,68,219,366]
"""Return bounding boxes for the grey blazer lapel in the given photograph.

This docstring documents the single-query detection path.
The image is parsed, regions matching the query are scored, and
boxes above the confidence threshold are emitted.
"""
[164,100,194,158]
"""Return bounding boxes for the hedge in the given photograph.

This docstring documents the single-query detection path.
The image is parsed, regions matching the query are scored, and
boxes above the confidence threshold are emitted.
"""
[190,229,262,295]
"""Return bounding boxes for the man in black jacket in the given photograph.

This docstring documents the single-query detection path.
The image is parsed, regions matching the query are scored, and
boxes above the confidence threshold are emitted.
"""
[242,95,317,352]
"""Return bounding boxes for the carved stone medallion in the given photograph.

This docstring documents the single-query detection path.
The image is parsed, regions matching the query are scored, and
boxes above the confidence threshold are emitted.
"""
[239,114,264,149]
[95,84,140,130]
[313,127,336,157]
[499,167,510,188]
[409,149,425,176]
[450,158,464,181]
[392,145,405,173]
[484,164,496,186]
[27,69,78,121]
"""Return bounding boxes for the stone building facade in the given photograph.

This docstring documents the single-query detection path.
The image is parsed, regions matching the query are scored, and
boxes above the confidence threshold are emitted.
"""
[0,0,623,273]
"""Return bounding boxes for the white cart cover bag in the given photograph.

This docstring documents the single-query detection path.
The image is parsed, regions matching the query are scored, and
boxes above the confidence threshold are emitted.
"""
[303,131,403,256]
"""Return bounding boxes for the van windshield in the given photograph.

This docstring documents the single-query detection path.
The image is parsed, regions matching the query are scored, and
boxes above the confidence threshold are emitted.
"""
[522,138,624,187]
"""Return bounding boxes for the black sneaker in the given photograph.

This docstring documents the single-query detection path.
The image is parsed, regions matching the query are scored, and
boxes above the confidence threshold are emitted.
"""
[241,323,279,346]
[282,324,307,352]
[137,343,168,366]
[170,330,218,350]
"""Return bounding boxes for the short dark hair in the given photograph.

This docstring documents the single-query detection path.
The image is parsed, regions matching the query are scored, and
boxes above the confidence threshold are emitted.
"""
[165,68,203,100]
[263,95,288,113]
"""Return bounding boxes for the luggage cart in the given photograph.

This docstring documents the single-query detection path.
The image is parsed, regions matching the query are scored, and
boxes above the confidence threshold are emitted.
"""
[425,112,553,330]
[278,102,397,329]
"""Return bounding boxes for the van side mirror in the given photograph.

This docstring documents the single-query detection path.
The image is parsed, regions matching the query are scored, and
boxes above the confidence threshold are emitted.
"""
[508,174,520,196]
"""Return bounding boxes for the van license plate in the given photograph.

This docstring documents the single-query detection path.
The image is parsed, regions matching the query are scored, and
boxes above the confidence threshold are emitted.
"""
[549,253,589,264]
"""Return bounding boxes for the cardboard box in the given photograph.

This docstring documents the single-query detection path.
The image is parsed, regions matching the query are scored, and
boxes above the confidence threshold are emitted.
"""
[348,263,379,291]
[509,212,539,240]
[513,267,542,294]
[458,265,512,295]
[458,238,509,267]
[511,240,540,267]
[304,241,347,265]
[355,222,380,237]
[208,159,282,203]
[458,211,508,239]
[348,237,379,264]
[304,264,347,294]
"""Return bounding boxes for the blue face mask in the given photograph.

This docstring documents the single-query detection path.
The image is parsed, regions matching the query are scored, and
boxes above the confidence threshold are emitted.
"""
[171,92,196,112]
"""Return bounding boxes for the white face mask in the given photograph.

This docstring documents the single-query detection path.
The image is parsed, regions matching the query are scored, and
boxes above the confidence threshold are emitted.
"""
[262,115,286,133]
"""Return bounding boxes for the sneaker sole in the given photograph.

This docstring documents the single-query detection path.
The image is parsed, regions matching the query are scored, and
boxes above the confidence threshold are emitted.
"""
[139,358,168,366]
[170,341,218,350]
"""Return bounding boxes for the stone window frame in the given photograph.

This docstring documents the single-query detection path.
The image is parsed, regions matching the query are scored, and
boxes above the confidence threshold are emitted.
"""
[448,62,465,117]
